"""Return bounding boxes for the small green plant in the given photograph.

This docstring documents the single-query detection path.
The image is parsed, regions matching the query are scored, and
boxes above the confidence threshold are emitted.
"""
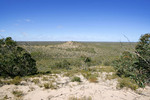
[44,82,56,89]
[117,77,138,90]
[88,75,98,83]
[105,73,118,80]
[10,76,22,85]
[103,61,111,66]
[12,90,24,97]
[54,60,71,70]
[32,79,40,84]
[82,71,92,79]
[99,66,115,73]
[71,76,81,82]
[42,77,49,81]
[68,96,92,100]
[3,95,9,100]
[82,71,98,83]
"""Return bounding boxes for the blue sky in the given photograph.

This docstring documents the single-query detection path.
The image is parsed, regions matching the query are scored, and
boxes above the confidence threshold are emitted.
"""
[0,0,150,42]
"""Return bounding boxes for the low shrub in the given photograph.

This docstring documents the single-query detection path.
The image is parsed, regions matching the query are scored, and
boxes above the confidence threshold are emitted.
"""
[43,82,56,89]
[12,90,24,97]
[117,77,138,90]
[88,75,98,83]
[105,73,118,80]
[32,79,40,84]
[53,60,70,70]
[71,76,81,82]
[113,34,150,87]
[11,76,22,85]
[0,37,37,77]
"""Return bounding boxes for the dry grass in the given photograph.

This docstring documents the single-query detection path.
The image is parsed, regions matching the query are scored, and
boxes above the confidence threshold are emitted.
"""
[117,77,138,90]
[68,96,92,100]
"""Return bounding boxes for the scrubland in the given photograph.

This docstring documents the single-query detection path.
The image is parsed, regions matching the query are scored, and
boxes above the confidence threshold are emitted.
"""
[0,41,150,100]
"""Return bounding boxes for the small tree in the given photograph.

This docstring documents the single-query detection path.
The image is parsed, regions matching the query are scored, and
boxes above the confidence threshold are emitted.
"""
[0,37,37,77]
[113,33,150,87]
[135,34,150,77]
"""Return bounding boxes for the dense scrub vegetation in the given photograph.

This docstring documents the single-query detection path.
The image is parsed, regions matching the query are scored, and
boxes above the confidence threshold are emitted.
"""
[113,34,150,87]
[19,41,135,72]
[0,37,37,77]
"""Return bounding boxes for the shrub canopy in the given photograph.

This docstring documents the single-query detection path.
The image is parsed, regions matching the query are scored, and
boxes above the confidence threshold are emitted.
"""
[113,33,150,87]
[0,37,37,77]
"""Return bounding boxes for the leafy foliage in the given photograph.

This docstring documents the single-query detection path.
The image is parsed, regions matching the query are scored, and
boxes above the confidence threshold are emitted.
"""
[0,37,37,77]
[113,33,150,87]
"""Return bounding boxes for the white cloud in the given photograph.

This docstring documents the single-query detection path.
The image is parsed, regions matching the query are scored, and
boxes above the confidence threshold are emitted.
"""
[0,30,5,32]
[25,19,31,22]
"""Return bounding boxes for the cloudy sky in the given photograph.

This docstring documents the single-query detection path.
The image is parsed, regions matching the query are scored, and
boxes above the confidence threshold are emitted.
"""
[0,0,150,42]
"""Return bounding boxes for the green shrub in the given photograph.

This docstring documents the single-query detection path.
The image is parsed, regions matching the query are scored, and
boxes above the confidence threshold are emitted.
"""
[88,76,98,83]
[113,33,150,87]
[12,90,24,97]
[32,79,40,84]
[54,60,70,69]
[42,77,49,81]
[11,76,22,85]
[118,77,138,90]
[71,76,81,82]
[44,82,56,89]
[0,37,37,77]
[106,73,118,80]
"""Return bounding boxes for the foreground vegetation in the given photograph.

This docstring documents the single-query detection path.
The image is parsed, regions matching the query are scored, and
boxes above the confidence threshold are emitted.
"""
[113,34,150,87]
[0,33,149,91]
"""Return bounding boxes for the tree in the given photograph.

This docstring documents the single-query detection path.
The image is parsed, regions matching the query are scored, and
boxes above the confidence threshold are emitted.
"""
[135,34,150,83]
[113,33,150,87]
[0,37,37,77]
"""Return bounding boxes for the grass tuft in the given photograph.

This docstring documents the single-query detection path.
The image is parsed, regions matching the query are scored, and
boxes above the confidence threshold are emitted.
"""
[71,76,81,82]
[117,77,138,90]
[12,90,24,97]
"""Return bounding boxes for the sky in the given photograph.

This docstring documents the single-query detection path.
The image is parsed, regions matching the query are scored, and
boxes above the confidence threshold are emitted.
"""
[0,0,150,42]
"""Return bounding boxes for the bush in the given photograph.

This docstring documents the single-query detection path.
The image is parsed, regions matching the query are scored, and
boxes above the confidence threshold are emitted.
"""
[54,60,70,69]
[12,90,24,97]
[0,37,37,77]
[44,82,56,89]
[71,76,81,82]
[113,33,150,87]
[135,34,150,83]
[11,76,22,85]
[88,75,98,83]
[32,79,40,84]
[118,77,138,90]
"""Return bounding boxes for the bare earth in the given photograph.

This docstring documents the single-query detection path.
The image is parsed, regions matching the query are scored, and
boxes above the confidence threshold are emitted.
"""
[0,73,150,100]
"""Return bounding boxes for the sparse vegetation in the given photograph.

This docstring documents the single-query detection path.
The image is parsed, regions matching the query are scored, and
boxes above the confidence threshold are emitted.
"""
[82,71,98,83]
[68,96,92,100]
[32,79,40,84]
[42,77,49,81]
[88,75,98,83]
[71,76,81,82]
[105,73,118,80]
[43,82,56,89]
[12,90,24,97]
[117,77,138,90]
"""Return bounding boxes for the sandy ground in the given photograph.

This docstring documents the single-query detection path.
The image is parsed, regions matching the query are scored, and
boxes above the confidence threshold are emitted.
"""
[0,73,150,100]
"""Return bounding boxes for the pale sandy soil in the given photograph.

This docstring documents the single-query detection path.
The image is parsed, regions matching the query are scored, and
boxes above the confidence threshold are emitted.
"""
[0,73,150,100]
